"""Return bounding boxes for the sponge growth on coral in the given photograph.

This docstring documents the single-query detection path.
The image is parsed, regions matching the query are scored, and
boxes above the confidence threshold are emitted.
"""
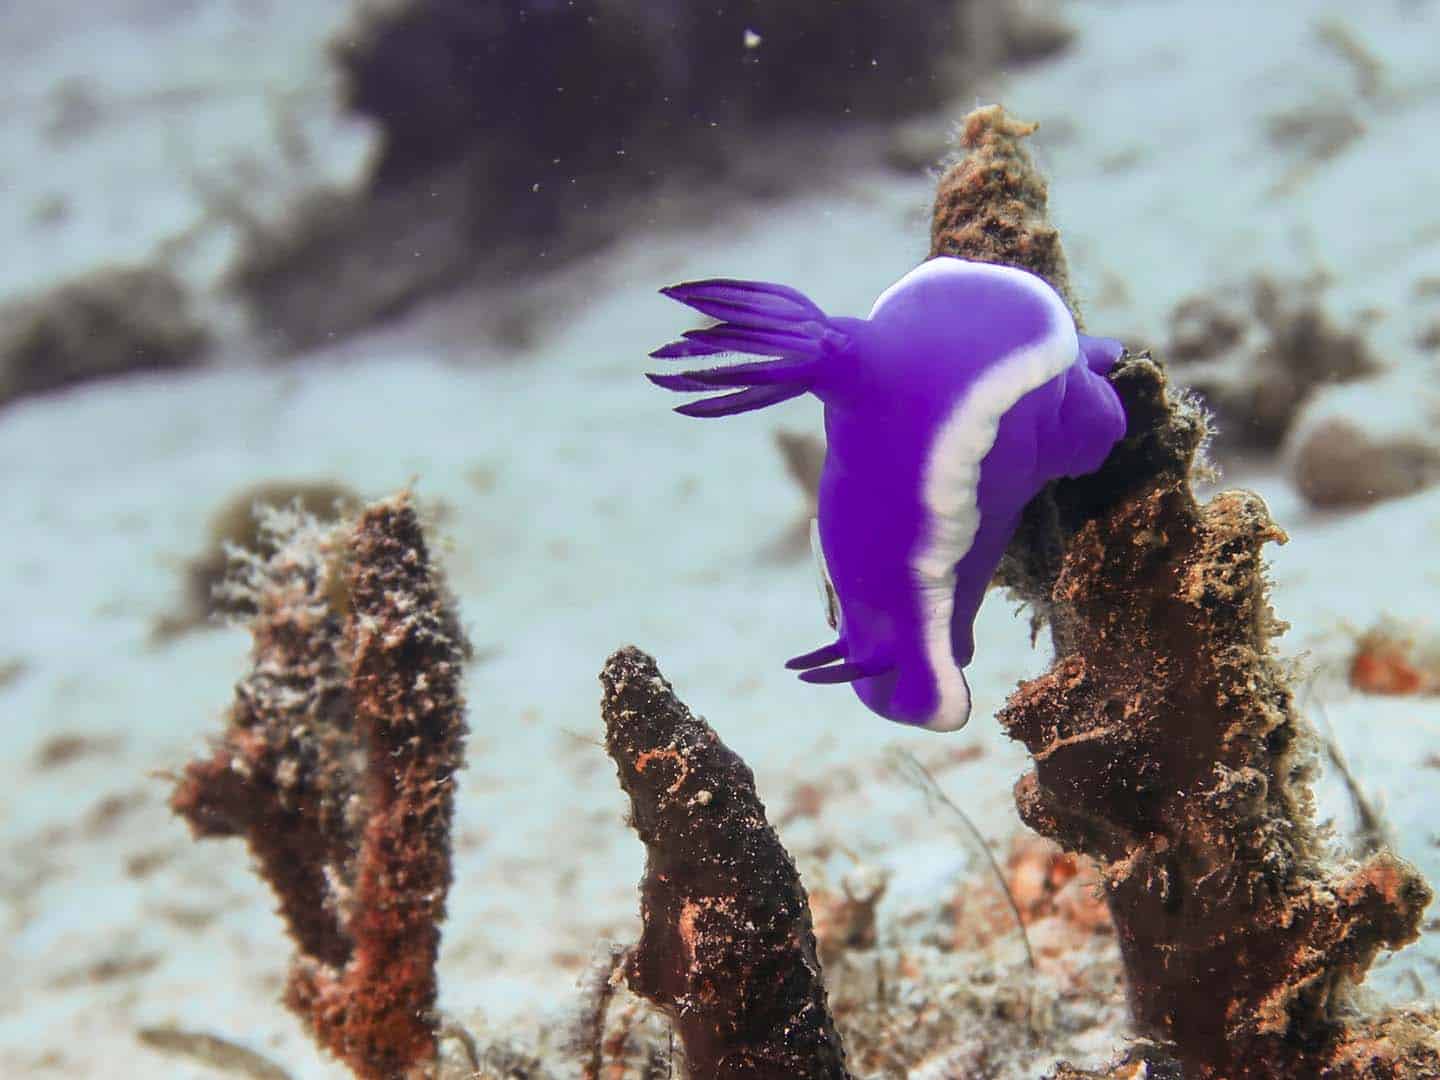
[934,104,1437,1078]
[171,493,468,1080]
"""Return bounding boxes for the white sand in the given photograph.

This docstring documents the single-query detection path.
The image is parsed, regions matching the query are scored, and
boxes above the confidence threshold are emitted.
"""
[4,1,1440,1076]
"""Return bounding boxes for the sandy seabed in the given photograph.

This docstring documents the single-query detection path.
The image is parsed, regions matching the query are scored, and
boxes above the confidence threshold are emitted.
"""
[4,1,1440,1075]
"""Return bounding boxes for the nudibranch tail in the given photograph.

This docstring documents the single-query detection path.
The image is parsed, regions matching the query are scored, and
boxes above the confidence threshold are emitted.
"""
[648,277,848,418]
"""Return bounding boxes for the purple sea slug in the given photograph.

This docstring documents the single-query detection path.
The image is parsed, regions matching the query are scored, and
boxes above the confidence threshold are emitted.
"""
[649,257,1127,731]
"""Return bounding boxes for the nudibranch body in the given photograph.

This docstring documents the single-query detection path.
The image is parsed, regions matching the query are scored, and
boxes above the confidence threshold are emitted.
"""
[649,257,1127,732]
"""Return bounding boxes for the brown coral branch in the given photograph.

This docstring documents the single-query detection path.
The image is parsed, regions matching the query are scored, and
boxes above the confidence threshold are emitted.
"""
[931,103,1077,322]
[931,105,1435,1078]
[171,510,359,971]
[600,646,851,1080]
[172,493,468,1080]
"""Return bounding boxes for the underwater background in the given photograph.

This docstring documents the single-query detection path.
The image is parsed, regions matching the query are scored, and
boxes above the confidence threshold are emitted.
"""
[4,1,1440,1076]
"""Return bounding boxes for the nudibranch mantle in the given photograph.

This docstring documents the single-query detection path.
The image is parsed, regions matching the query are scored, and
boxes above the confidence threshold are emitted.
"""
[649,256,1127,732]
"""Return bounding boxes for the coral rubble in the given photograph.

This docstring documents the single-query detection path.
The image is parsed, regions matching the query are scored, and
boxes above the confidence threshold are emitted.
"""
[232,0,1078,350]
[234,0,985,349]
[930,104,1076,323]
[601,646,850,1079]
[933,104,1437,1077]
[1164,275,1380,450]
[1349,617,1440,697]
[0,264,208,407]
[1284,373,1440,508]
[171,493,468,1079]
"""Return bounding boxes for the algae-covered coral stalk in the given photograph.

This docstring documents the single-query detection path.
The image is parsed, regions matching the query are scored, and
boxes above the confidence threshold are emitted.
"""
[932,104,1437,1077]
[171,493,468,1079]
[601,646,852,1080]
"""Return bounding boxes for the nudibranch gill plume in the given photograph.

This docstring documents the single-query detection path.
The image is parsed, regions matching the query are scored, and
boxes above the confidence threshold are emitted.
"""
[648,257,1128,732]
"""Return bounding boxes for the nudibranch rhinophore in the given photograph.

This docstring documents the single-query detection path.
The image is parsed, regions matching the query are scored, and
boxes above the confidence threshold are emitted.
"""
[648,257,1128,732]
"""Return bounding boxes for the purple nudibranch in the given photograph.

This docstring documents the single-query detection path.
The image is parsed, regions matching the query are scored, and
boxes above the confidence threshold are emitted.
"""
[649,257,1127,731]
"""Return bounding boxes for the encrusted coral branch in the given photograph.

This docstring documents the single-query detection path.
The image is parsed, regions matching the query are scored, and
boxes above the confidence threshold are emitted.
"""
[932,105,1436,1077]
[172,493,468,1080]
[600,646,851,1080]
[931,103,1076,322]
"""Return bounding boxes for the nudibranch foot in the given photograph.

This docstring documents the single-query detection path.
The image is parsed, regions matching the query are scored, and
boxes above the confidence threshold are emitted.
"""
[649,257,1129,732]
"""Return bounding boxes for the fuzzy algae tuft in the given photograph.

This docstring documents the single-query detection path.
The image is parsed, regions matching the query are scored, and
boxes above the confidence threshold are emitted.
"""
[171,492,469,1080]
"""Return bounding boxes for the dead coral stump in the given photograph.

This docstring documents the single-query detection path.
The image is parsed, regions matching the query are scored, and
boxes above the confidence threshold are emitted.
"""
[601,646,851,1080]
[998,433,1432,1075]
[172,493,468,1080]
[932,103,1435,1077]
[0,263,209,407]
[930,103,1076,319]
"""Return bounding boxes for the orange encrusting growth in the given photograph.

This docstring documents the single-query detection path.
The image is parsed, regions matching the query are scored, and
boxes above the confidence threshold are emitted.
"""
[1349,618,1440,696]
[172,494,468,1080]
[934,104,1438,1078]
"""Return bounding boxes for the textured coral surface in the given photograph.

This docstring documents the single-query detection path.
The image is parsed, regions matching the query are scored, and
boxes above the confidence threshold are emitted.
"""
[930,104,1076,324]
[934,104,1438,1078]
[602,646,851,1080]
[173,494,468,1079]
